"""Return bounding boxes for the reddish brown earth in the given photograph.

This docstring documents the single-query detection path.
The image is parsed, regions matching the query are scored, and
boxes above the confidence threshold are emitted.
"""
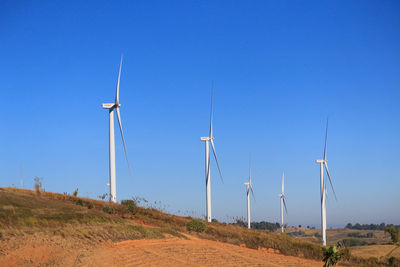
[0,234,323,267]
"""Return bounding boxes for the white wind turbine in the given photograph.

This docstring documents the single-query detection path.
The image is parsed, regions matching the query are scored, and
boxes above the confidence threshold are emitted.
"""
[279,172,287,233]
[102,55,132,203]
[316,119,337,246]
[244,158,255,229]
[200,84,223,223]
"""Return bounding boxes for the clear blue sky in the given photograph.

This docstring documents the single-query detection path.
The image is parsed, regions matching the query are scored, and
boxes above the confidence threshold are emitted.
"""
[1,1,399,227]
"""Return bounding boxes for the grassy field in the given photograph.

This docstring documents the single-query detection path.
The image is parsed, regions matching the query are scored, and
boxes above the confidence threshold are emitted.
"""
[350,245,400,259]
[0,187,398,267]
[285,227,391,246]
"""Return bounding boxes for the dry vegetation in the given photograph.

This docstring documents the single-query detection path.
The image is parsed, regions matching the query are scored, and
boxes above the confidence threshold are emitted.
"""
[0,187,398,266]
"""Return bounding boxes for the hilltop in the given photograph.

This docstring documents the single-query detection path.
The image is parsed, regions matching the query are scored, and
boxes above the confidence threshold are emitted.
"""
[0,187,396,266]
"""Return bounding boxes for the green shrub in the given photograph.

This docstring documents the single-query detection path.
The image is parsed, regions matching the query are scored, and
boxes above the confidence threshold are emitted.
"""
[322,245,341,267]
[389,256,400,267]
[87,202,94,209]
[103,206,114,214]
[187,219,206,232]
[121,199,136,214]
[369,257,379,264]
[76,199,84,206]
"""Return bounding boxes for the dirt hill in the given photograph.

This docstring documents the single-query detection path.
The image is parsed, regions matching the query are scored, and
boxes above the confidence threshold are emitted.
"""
[0,187,393,266]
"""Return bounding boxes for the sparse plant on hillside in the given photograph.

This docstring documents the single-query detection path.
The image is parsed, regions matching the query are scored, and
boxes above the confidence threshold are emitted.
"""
[187,219,206,232]
[103,205,114,214]
[34,177,42,195]
[98,193,108,200]
[73,188,79,197]
[76,199,84,206]
[87,202,94,209]
[121,199,137,214]
[322,245,341,267]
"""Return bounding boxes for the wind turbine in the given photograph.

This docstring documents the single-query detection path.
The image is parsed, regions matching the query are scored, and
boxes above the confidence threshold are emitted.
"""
[102,55,132,203]
[244,158,255,229]
[200,83,223,222]
[316,119,337,246]
[279,172,287,233]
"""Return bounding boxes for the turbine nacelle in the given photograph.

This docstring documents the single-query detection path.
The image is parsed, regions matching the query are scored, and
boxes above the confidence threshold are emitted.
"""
[102,103,121,109]
[200,136,213,141]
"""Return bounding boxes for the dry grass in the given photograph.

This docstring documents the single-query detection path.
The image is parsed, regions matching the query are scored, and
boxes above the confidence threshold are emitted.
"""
[351,244,400,258]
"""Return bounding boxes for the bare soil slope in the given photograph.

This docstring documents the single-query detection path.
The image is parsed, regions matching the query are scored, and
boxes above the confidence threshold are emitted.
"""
[0,233,323,267]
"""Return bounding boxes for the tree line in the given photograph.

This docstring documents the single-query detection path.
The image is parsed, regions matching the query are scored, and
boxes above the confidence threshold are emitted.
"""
[345,222,399,231]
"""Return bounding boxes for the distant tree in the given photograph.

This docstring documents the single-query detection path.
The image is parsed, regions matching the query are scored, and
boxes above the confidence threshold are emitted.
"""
[298,225,302,228]
[345,223,352,229]
[385,226,399,243]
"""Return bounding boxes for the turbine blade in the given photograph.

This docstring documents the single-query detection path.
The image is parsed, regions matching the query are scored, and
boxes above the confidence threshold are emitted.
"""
[250,184,255,200]
[282,172,284,193]
[210,139,223,183]
[209,82,214,138]
[115,55,123,104]
[324,118,328,161]
[116,107,133,179]
[324,162,337,201]
[283,197,288,214]
[249,155,251,183]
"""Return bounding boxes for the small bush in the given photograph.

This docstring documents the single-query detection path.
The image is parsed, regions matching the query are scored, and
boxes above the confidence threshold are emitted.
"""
[322,245,341,267]
[369,257,379,264]
[389,256,400,267]
[121,199,137,214]
[103,206,114,214]
[87,202,94,209]
[76,199,84,206]
[187,219,206,232]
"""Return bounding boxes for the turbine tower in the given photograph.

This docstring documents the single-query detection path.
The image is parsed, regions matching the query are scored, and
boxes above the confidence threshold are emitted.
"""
[244,158,255,229]
[102,55,132,203]
[200,83,223,223]
[316,119,337,246]
[279,172,287,233]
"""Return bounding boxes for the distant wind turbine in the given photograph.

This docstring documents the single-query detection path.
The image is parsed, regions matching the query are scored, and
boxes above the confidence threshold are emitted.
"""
[102,55,133,203]
[316,119,337,246]
[200,83,223,222]
[279,172,287,233]
[244,158,255,229]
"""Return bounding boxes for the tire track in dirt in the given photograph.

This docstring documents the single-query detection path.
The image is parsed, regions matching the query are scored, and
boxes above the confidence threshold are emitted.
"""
[78,235,323,267]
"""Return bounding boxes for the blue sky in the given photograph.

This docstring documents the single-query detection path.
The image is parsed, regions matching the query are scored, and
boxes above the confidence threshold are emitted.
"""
[1,1,399,227]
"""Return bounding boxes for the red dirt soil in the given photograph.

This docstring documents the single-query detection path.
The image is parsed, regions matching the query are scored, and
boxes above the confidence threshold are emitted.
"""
[1,234,323,266]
